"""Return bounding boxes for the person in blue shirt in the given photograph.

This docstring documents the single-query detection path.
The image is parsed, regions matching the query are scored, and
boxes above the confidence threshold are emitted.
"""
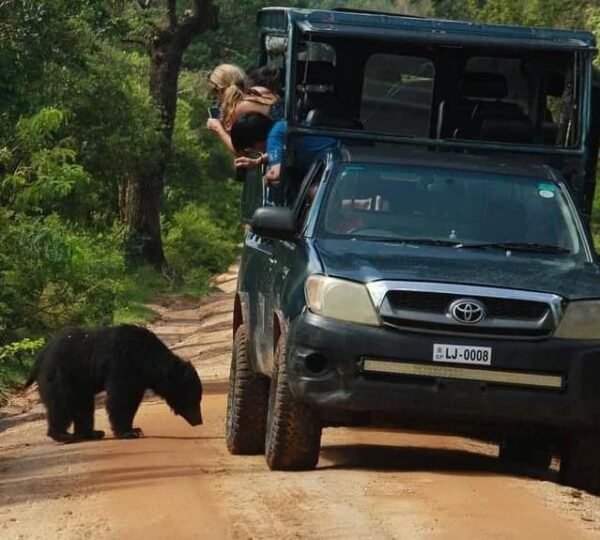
[231,112,337,183]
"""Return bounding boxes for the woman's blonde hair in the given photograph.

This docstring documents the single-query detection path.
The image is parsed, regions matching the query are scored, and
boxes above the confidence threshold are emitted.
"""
[220,84,247,130]
[208,64,246,95]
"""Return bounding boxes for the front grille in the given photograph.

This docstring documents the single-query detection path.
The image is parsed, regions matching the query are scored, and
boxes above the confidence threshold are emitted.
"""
[484,297,549,320]
[370,283,562,340]
[387,291,450,312]
[382,316,550,337]
[386,291,548,321]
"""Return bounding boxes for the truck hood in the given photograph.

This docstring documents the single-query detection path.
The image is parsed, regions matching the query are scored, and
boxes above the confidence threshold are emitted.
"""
[314,238,600,300]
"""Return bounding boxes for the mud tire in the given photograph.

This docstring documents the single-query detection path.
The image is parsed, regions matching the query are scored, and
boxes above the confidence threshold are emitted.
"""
[225,326,269,455]
[265,336,322,471]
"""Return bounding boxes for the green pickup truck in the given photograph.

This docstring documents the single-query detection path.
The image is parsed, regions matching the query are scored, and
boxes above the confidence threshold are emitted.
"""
[226,7,600,494]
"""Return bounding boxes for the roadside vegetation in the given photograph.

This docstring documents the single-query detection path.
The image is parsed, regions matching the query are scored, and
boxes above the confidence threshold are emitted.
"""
[1,0,600,402]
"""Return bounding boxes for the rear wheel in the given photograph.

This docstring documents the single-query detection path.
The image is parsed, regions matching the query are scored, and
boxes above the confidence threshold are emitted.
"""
[225,326,269,455]
[498,437,552,470]
[265,336,322,470]
[559,435,600,494]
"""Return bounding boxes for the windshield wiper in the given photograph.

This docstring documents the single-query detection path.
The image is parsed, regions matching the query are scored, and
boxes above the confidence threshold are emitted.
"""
[456,242,571,254]
[367,237,462,247]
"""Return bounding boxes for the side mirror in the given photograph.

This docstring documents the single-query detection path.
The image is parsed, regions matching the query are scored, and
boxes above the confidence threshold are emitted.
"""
[251,207,296,241]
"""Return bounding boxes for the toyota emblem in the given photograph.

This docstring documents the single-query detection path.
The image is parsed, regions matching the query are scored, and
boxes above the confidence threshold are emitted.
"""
[449,299,486,325]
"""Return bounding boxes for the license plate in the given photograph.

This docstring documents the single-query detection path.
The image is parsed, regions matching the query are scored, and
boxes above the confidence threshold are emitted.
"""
[433,344,492,366]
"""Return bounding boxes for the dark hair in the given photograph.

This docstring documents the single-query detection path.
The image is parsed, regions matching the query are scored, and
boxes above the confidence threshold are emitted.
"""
[230,113,273,153]
[246,66,283,95]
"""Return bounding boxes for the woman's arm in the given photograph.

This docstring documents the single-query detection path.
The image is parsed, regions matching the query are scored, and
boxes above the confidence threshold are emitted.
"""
[234,154,267,170]
[206,118,235,153]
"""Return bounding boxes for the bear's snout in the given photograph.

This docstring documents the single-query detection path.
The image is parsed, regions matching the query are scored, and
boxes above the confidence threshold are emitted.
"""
[185,408,203,426]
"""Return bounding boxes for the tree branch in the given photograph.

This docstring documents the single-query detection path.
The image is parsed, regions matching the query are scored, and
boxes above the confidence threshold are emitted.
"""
[147,0,218,49]
[176,0,218,46]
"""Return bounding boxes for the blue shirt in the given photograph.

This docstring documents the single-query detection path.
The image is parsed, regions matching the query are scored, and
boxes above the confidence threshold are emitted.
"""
[267,120,337,170]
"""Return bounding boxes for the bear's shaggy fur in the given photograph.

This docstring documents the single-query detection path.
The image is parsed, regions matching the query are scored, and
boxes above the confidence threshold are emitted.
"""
[25,325,203,443]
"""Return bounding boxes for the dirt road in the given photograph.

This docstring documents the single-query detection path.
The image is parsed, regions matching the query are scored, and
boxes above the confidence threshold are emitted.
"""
[2,266,600,539]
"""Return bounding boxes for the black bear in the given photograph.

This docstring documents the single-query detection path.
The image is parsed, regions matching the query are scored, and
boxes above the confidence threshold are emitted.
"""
[24,325,203,443]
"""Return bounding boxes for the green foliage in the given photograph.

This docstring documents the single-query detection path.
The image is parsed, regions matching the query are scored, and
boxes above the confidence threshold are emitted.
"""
[0,0,242,392]
[184,0,429,71]
[164,203,239,284]
[588,7,600,67]
[0,338,45,365]
[114,266,169,325]
[0,211,127,341]
[0,338,45,402]
[433,0,591,29]
[1,108,93,215]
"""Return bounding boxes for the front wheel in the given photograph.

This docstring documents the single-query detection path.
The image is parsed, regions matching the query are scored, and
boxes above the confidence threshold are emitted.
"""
[265,336,322,471]
[559,434,600,494]
[225,326,269,455]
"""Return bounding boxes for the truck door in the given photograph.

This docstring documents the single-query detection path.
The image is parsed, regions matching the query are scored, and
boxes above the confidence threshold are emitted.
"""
[260,161,327,374]
[238,169,274,371]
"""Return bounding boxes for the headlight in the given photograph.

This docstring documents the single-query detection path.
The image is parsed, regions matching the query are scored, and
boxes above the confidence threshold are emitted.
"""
[554,300,600,339]
[305,275,380,326]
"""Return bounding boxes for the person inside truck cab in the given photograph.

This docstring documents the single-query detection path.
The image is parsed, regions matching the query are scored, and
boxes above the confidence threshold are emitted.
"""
[230,112,338,183]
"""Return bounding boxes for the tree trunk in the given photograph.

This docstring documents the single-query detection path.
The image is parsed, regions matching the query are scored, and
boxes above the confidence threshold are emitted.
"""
[122,1,218,269]
[123,39,182,269]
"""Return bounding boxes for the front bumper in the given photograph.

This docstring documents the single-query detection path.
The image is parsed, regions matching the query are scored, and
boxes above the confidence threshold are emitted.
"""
[286,311,600,435]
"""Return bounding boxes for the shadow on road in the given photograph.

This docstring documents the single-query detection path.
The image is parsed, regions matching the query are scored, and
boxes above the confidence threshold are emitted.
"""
[320,443,557,482]
[146,435,224,440]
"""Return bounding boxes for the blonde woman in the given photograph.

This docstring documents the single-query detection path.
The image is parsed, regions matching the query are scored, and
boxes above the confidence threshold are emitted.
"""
[206,64,247,152]
[206,64,283,154]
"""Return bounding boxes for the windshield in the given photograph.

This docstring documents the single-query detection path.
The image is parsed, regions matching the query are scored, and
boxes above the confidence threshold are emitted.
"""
[321,163,583,257]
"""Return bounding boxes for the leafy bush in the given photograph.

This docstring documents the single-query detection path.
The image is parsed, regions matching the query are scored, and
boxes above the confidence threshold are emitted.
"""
[164,203,239,283]
[0,338,45,402]
[0,210,127,343]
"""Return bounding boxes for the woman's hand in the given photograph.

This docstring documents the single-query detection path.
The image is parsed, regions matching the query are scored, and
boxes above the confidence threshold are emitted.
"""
[206,118,224,133]
[234,156,262,170]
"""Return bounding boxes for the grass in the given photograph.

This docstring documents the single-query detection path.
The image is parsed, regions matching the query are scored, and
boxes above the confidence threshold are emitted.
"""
[113,266,168,325]
[113,264,216,325]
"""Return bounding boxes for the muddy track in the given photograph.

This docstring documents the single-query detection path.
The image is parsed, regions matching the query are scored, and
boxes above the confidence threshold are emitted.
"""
[2,265,600,539]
